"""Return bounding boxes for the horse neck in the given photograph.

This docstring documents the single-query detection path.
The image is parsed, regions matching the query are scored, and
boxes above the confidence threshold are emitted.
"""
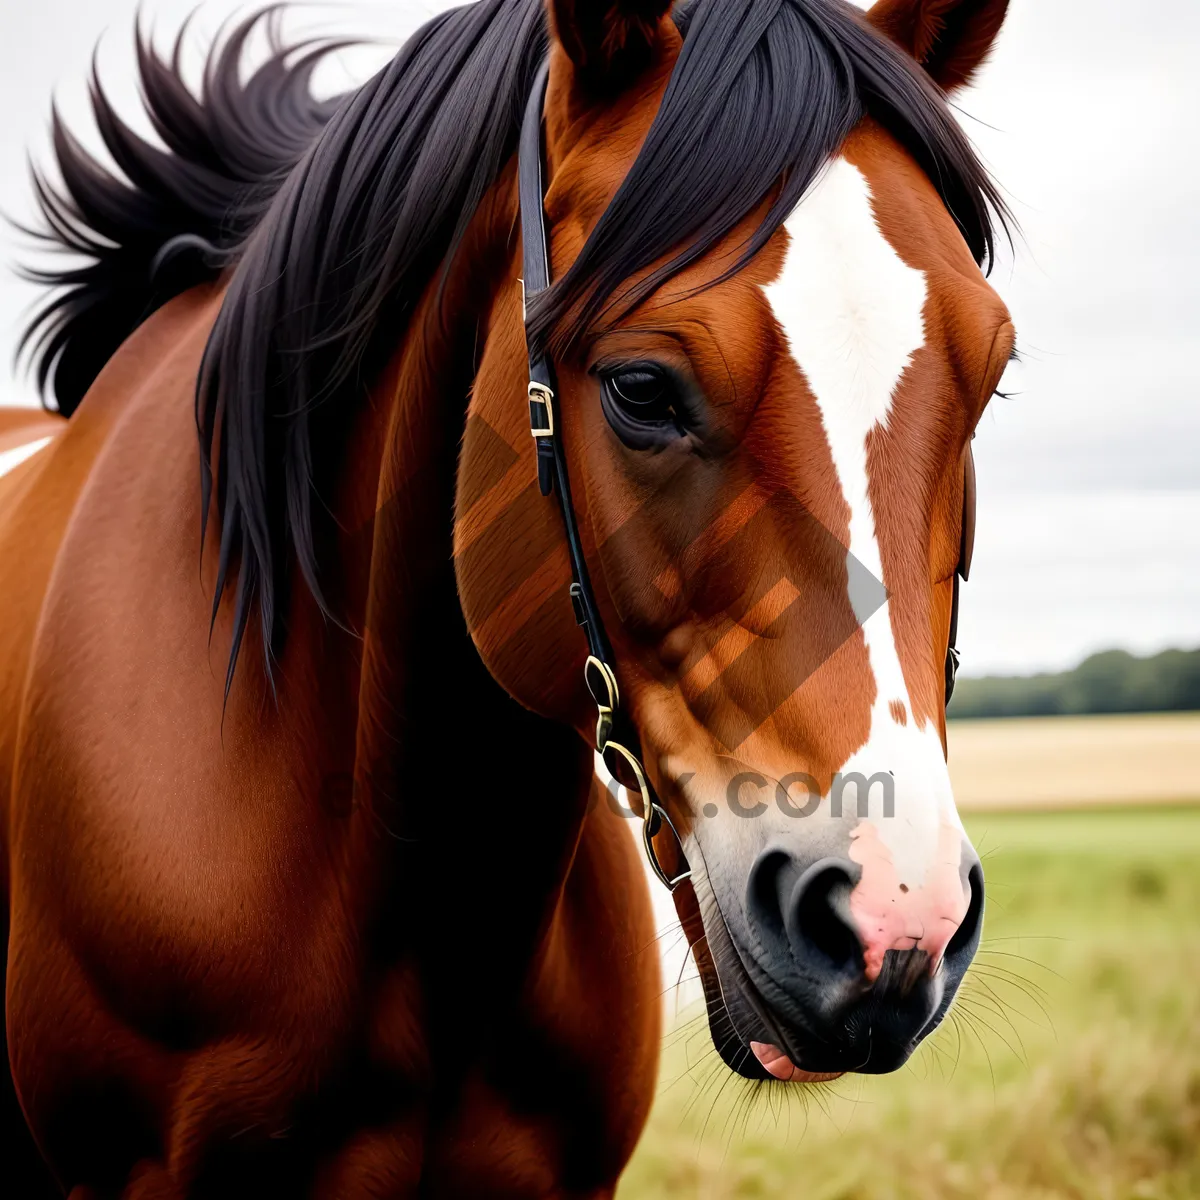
[347,170,595,976]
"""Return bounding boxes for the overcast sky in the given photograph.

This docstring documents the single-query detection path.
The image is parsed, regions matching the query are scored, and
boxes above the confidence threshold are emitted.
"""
[0,0,1196,674]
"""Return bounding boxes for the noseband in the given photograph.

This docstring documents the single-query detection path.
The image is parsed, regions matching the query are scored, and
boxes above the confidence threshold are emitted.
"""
[515,64,974,893]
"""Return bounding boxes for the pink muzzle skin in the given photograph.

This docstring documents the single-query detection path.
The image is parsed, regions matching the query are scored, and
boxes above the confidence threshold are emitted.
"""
[750,1041,845,1083]
[847,819,970,983]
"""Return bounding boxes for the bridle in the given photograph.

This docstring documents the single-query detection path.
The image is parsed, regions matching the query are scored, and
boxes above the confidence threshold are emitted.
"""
[517,64,690,892]
[946,441,976,704]
[516,63,975,893]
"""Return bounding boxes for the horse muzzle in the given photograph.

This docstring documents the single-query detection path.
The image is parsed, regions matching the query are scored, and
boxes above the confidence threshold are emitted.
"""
[695,841,985,1080]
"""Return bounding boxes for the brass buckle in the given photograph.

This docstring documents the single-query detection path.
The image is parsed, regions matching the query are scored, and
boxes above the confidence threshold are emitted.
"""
[528,381,554,438]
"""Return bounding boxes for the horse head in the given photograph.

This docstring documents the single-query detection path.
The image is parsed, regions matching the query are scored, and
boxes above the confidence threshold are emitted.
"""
[459,0,1014,1081]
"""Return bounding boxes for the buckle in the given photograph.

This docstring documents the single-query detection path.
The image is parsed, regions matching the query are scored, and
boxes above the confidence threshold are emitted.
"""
[528,381,554,438]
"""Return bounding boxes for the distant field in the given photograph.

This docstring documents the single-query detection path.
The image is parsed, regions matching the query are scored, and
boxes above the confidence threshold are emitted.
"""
[947,711,1200,810]
[620,804,1200,1200]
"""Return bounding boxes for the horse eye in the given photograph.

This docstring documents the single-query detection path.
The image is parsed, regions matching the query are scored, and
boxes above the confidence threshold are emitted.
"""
[603,365,677,424]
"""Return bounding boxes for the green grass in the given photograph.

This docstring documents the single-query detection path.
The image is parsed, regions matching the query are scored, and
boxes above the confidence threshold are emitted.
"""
[619,806,1200,1200]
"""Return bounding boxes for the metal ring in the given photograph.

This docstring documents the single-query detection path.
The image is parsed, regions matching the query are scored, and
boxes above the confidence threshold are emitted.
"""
[642,803,693,892]
[584,655,619,712]
[603,741,692,892]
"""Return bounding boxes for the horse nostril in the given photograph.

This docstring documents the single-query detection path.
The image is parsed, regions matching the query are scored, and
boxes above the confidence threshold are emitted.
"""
[745,850,865,982]
[786,860,863,976]
[746,848,799,955]
[945,858,985,964]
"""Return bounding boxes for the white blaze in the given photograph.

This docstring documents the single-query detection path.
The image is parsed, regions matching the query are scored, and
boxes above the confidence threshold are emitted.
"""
[764,158,962,893]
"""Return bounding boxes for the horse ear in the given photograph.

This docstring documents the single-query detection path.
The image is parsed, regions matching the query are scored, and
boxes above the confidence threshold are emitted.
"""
[548,0,675,93]
[866,0,1009,91]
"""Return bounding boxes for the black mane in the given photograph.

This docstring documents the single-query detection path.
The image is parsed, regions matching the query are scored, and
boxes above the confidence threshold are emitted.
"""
[20,0,1007,690]
[18,12,345,417]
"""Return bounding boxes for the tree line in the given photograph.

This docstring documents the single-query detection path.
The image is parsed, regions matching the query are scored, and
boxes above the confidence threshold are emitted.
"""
[947,647,1200,721]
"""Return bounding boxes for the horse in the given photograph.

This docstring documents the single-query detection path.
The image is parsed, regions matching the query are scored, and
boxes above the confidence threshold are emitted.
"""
[0,0,1017,1193]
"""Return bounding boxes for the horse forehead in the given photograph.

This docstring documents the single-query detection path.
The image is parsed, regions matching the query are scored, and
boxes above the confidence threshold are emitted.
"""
[764,153,929,439]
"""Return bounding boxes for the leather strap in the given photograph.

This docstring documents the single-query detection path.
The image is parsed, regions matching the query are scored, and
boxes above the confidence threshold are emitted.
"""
[945,441,976,704]
[519,64,558,499]
[519,61,613,666]
[518,62,690,891]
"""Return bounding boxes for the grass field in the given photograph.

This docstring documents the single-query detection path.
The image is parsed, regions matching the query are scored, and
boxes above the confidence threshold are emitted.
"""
[619,804,1200,1200]
[947,713,1200,811]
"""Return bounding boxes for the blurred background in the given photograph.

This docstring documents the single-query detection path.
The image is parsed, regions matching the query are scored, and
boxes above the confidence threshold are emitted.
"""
[1,2,1197,1197]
